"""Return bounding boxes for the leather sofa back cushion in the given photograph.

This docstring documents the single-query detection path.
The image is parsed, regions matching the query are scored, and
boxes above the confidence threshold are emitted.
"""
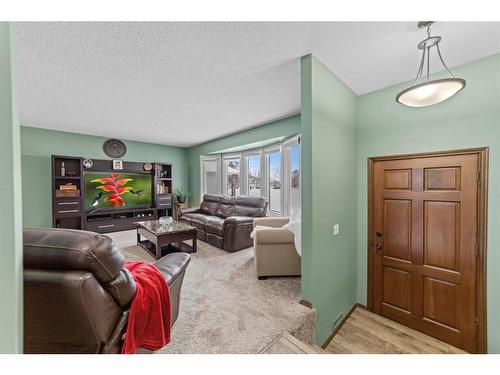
[202,194,222,204]
[216,204,234,218]
[233,205,265,217]
[234,196,267,217]
[23,228,125,284]
[200,200,219,215]
[236,196,267,209]
[24,269,123,353]
[102,268,137,307]
[215,196,235,218]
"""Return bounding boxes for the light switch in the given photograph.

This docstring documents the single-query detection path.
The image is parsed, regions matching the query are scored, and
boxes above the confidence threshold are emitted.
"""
[333,224,340,236]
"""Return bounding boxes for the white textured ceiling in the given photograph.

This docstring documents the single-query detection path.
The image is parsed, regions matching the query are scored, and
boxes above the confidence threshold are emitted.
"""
[15,22,500,147]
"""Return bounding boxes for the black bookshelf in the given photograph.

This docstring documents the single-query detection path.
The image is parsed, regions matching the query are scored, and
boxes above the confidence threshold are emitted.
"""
[154,162,173,219]
[52,155,83,230]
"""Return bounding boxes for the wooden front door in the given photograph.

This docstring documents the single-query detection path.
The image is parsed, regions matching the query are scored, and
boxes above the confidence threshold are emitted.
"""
[368,150,487,353]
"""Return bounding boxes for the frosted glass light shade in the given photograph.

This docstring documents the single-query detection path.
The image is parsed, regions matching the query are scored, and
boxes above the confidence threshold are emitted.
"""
[396,78,466,107]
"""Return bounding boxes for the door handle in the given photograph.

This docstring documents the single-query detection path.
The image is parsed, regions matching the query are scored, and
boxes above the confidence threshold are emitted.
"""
[376,231,383,237]
[376,244,383,250]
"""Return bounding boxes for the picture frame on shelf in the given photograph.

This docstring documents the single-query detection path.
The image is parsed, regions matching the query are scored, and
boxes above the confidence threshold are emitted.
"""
[112,159,124,170]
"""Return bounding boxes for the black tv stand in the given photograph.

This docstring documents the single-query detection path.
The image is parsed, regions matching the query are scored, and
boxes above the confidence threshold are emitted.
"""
[52,155,173,234]
[85,207,156,233]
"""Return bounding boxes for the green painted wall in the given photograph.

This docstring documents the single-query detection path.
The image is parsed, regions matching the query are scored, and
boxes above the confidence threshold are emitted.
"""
[356,53,500,353]
[187,115,301,207]
[0,23,23,354]
[300,55,358,344]
[21,127,189,228]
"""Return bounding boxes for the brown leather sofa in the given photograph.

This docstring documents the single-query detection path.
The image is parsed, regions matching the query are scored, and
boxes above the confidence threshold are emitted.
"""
[179,194,267,252]
[23,228,191,354]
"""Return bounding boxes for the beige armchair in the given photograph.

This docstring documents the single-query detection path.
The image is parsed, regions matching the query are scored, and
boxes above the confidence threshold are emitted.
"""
[253,217,301,279]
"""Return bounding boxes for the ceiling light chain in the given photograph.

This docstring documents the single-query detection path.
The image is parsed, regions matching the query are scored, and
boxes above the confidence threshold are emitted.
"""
[426,45,430,80]
[413,44,426,85]
[436,42,455,78]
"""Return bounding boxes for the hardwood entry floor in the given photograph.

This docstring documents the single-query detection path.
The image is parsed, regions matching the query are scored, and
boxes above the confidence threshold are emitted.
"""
[325,307,466,354]
[261,332,325,354]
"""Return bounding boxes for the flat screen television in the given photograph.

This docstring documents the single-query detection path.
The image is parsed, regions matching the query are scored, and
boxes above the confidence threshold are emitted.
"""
[83,172,152,211]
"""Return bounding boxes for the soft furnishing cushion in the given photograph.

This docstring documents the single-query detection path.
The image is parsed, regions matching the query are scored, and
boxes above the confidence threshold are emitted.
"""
[200,200,219,216]
[282,208,301,256]
[250,225,273,239]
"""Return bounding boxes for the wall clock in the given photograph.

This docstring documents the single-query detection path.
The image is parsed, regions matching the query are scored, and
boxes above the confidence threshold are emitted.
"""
[103,139,127,158]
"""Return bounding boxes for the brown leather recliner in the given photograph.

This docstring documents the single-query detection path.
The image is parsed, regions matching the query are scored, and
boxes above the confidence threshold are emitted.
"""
[179,194,267,252]
[23,228,191,354]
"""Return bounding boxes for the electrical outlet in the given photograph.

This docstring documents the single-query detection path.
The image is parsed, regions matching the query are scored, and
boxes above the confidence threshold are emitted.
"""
[331,312,343,331]
[333,224,340,236]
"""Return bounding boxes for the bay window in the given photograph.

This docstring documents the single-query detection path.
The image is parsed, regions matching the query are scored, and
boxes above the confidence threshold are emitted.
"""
[247,153,261,197]
[201,155,221,195]
[223,156,241,197]
[201,135,300,216]
[288,141,301,213]
[267,149,282,213]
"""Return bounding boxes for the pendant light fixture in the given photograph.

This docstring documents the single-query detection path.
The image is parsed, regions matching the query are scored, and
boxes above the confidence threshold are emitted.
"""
[396,22,465,107]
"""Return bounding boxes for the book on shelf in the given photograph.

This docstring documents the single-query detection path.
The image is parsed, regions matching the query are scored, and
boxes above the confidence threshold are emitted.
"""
[59,183,78,191]
[56,189,80,197]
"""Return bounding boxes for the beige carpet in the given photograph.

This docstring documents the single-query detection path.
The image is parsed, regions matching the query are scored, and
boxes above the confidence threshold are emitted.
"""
[120,240,315,354]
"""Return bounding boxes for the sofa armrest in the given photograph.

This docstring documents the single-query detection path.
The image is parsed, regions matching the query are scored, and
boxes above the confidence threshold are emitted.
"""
[253,217,289,229]
[254,227,295,245]
[221,216,255,252]
[224,216,255,225]
[153,252,191,285]
[153,253,191,326]
[178,207,199,217]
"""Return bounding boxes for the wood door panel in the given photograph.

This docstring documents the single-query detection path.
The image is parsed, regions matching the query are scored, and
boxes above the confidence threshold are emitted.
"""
[383,256,412,271]
[369,151,484,353]
[423,277,458,329]
[383,190,461,201]
[383,267,412,312]
[424,167,461,191]
[421,265,460,284]
[384,199,412,261]
[384,169,412,190]
[424,201,460,271]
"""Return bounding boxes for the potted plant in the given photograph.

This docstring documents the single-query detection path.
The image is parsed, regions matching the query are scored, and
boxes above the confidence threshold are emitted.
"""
[175,188,190,204]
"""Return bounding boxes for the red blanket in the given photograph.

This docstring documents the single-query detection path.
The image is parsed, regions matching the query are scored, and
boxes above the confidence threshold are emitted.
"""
[122,261,171,354]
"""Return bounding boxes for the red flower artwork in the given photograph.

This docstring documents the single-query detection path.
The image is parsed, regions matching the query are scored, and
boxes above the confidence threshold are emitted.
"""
[90,174,134,207]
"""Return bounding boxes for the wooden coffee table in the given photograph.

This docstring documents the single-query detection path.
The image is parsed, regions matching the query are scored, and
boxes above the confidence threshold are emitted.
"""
[136,220,197,259]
